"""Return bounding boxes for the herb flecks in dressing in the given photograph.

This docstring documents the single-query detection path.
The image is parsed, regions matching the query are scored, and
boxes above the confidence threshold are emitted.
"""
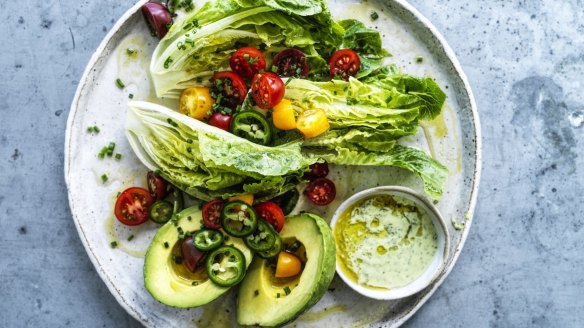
[335,195,438,289]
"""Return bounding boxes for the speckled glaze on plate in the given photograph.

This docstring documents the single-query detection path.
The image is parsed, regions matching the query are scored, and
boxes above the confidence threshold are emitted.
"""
[64,0,481,327]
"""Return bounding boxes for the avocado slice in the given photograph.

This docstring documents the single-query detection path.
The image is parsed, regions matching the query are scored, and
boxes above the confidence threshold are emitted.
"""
[237,213,336,327]
[144,206,252,308]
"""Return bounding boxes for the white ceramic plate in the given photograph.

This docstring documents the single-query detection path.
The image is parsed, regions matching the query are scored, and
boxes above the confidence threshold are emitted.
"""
[65,0,481,327]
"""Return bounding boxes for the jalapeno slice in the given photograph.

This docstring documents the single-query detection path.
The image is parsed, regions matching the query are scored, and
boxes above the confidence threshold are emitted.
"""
[220,201,258,237]
[206,246,246,287]
[230,111,272,145]
[149,200,174,224]
[257,233,283,259]
[244,220,277,252]
[192,229,224,251]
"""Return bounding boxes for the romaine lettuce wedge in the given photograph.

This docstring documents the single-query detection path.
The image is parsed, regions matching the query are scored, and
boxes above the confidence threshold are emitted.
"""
[150,0,343,97]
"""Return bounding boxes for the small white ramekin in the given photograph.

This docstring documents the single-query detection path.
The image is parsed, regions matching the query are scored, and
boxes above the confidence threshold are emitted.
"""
[330,186,450,300]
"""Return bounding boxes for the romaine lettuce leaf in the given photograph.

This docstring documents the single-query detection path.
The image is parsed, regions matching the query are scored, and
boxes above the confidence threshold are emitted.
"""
[338,19,391,78]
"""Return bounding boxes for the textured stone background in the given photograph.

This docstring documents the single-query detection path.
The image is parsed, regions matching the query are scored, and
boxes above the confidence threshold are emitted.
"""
[1,0,583,327]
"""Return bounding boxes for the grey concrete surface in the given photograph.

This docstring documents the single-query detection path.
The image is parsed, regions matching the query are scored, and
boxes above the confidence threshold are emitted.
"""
[1,0,582,327]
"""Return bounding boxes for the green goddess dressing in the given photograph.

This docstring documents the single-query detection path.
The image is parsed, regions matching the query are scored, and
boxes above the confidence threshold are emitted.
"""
[334,194,438,289]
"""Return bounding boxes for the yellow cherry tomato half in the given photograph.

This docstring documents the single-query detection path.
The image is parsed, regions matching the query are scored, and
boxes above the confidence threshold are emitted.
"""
[272,99,296,130]
[179,87,214,120]
[275,251,302,278]
[228,194,254,206]
[296,108,330,139]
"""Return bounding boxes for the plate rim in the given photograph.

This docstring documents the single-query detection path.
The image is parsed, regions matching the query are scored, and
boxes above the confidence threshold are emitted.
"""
[64,0,482,326]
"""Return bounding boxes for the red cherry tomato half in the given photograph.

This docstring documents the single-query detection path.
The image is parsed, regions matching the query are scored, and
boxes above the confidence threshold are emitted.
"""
[202,199,225,230]
[208,112,234,131]
[147,171,168,200]
[229,47,266,79]
[272,48,309,78]
[114,187,155,226]
[251,72,285,110]
[181,236,206,273]
[304,178,336,206]
[329,49,361,80]
[141,2,172,39]
[254,202,285,232]
[211,71,247,109]
[304,161,329,181]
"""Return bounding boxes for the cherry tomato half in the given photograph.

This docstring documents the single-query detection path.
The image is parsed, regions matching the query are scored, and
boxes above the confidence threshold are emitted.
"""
[272,48,309,78]
[211,71,247,109]
[329,49,361,80]
[179,87,214,120]
[208,112,233,131]
[229,47,266,79]
[254,202,285,233]
[181,236,207,273]
[275,251,302,278]
[304,178,336,206]
[202,199,225,230]
[141,2,172,39]
[114,187,155,226]
[147,171,168,200]
[304,161,329,181]
[251,72,285,110]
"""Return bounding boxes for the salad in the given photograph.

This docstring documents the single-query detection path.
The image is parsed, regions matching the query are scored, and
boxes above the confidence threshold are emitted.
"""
[111,0,448,326]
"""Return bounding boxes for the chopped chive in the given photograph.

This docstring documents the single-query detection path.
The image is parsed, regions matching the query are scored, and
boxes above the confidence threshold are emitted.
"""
[127,235,134,241]
[172,255,183,264]
[101,174,108,183]
[126,48,137,56]
[254,290,259,297]
[110,241,118,248]
[191,281,199,286]
[164,57,173,69]
[187,216,192,221]
[416,56,424,63]
[283,286,291,295]
[271,65,278,73]
[115,78,125,89]
[276,293,281,298]
[87,126,100,134]
[370,11,379,21]
[106,142,116,157]
[115,153,122,161]
[285,77,293,86]
[128,93,134,99]
[164,241,169,249]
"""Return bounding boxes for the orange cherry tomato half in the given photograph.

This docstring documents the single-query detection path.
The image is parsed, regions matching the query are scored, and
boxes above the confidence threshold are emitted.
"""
[251,72,285,110]
[114,187,155,226]
[272,99,296,130]
[329,49,361,80]
[229,47,266,79]
[254,201,285,232]
[296,108,330,139]
[275,251,302,278]
[211,71,247,109]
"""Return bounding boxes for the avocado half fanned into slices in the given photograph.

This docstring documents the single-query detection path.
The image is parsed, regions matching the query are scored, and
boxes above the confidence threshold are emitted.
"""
[237,213,336,327]
[143,206,252,308]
